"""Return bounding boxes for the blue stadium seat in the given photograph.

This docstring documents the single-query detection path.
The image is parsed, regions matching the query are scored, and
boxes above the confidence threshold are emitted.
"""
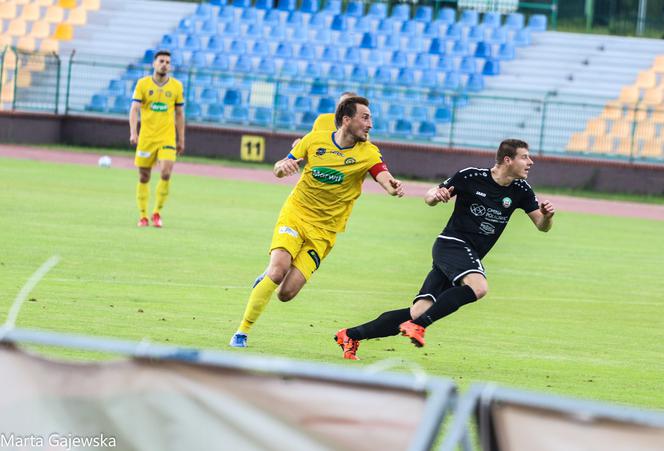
[169,51,184,67]
[275,110,294,128]
[367,49,384,65]
[460,56,477,73]
[205,104,224,122]
[218,5,234,21]
[429,37,445,55]
[374,66,392,84]
[417,121,436,138]
[372,117,388,134]
[199,87,219,104]
[186,103,202,121]
[466,73,484,92]
[401,19,418,35]
[255,0,273,10]
[123,65,144,81]
[391,50,408,68]
[344,47,361,64]
[230,39,247,55]
[346,1,364,17]
[317,96,335,113]
[277,0,296,11]
[355,16,373,32]
[434,106,452,123]
[274,94,290,109]
[360,32,377,49]
[326,64,345,80]
[221,21,240,36]
[437,55,455,72]
[310,78,328,95]
[298,43,316,60]
[482,11,502,27]
[397,67,415,85]
[460,9,479,26]
[192,71,212,86]
[287,10,303,25]
[322,0,341,15]
[423,21,440,38]
[475,41,492,58]
[514,28,531,46]
[141,49,155,64]
[233,55,253,72]
[257,57,276,75]
[228,105,249,124]
[482,59,500,75]
[410,105,428,122]
[377,17,396,34]
[386,103,404,119]
[419,70,437,88]
[183,34,201,51]
[488,27,507,44]
[405,35,423,52]
[315,27,332,43]
[195,3,213,17]
[414,5,432,22]
[443,71,460,90]
[240,8,259,23]
[234,0,252,7]
[393,119,412,136]
[384,33,400,50]
[302,62,322,78]
[107,79,126,96]
[294,96,312,112]
[275,42,293,58]
[506,12,524,29]
[528,14,547,31]
[247,23,263,36]
[223,89,243,105]
[86,94,108,112]
[299,111,318,129]
[177,18,194,34]
[160,33,178,49]
[451,40,469,56]
[437,7,456,24]
[212,52,230,70]
[191,50,208,67]
[498,42,515,60]
[207,36,224,51]
[280,63,299,79]
[368,2,387,19]
[468,24,485,41]
[251,41,270,56]
[322,45,340,61]
[210,0,227,5]
[331,14,347,31]
[300,0,318,13]
[252,107,273,126]
[263,9,280,24]
[309,12,326,27]
[351,65,369,83]
[200,18,218,35]
[446,23,462,40]
[291,26,310,43]
[391,3,410,20]
[413,52,431,69]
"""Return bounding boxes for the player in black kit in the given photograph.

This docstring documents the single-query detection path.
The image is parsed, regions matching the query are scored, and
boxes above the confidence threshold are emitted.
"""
[334,139,555,360]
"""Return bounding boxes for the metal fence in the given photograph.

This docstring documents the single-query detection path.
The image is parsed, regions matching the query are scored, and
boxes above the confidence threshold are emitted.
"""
[2,49,663,164]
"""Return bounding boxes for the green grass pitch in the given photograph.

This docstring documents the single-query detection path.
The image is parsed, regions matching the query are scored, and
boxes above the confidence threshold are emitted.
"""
[1,156,663,410]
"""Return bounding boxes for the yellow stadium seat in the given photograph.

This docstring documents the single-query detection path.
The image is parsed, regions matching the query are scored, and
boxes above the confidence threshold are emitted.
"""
[16,69,32,88]
[585,117,606,136]
[39,38,60,52]
[0,3,18,20]
[20,3,42,21]
[36,0,56,6]
[0,35,12,48]
[53,23,73,40]
[615,137,634,156]
[66,6,86,25]
[654,56,664,73]
[601,101,623,120]
[652,109,664,124]
[618,86,640,104]
[566,132,589,152]
[641,140,663,157]
[635,70,656,89]
[30,20,51,39]
[609,119,632,138]
[642,87,664,106]
[44,5,64,22]
[623,108,647,123]
[82,0,100,11]
[16,36,36,52]
[59,0,78,8]
[634,122,655,140]
[7,18,28,36]
[590,135,614,153]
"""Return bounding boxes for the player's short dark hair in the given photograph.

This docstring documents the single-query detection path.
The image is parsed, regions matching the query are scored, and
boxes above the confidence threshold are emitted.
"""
[154,50,171,61]
[339,91,358,99]
[496,139,529,164]
[335,96,369,128]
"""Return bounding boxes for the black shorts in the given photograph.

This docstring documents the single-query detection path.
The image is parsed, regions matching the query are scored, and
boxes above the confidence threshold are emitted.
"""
[413,236,486,303]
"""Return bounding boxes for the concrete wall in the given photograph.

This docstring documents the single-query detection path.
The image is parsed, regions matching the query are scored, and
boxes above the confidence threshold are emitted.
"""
[1,111,663,195]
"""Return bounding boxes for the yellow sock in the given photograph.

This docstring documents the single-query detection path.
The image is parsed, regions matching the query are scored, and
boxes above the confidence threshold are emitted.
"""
[153,179,170,214]
[238,276,278,334]
[136,182,149,219]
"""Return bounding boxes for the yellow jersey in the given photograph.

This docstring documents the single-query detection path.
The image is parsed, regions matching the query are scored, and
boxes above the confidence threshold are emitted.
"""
[312,113,336,131]
[283,131,384,232]
[132,76,184,145]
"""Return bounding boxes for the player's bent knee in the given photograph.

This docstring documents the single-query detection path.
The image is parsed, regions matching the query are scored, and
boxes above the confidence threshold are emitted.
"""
[470,283,488,300]
[266,267,287,285]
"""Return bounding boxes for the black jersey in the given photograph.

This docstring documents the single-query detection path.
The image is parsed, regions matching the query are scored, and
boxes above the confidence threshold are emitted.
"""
[439,167,539,258]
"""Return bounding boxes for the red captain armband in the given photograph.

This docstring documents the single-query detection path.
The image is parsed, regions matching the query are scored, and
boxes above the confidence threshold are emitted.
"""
[369,162,388,180]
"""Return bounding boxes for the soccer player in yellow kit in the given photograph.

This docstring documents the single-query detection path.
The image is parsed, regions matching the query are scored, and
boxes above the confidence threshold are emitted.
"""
[230,96,404,348]
[129,50,185,228]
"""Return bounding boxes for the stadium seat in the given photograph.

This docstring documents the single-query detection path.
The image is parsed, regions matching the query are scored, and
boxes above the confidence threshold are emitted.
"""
[276,42,293,58]
[218,5,234,21]
[233,55,253,72]
[514,28,531,46]
[199,87,219,104]
[383,33,400,50]
[368,2,387,19]
[251,41,270,56]
[391,3,410,20]
[86,94,107,112]
[277,0,296,11]
[434,105,452,123]
[360,32,377,49]
[210,0,228,5]
[391,50,408,68]
[378,17,396,34]
[466,73,484,91]
[251,107,273,126]
[528,14,547,31]
[60,0,77,7]
[386,103,405,119]
[488,27,507,45]
[506,12,524,29]
[310,78,328,95]
[346,1,364,17]
[414,5,433,22]
[291,26,309,43]
[221,21,240,36]
[191,71,212,86]
[255,0,273,10]
[107,79,126,97]
[344,47,361,64]
[204,103,224,122]
[263,9,280,24]
[211,52,230,70]
[423,21,440,38]
[275,110,295,128]
[82,0,100,10]
[372,117,388,133]
[301,0,318,13]
[375,66,393,84]
[429,37,445,55]
[309,12,327,27]
[437,56,455,72]
[498,42,515,60]
[0,3,17,20]
[44,6,64,22]
[298,43,316,60]
[468,24,486,42]
[227,105,249,124]
[240,8,259,23]
[414,52,431,69]
[591,135,614,153]
[482,59,500,75]
[419,70,438,88]
[322,0,341,15]
[475,41,492,58]
[21,3,41,21]
[451,40,469,56]
[393,119,412,136]
[53,23,73,40]
[405,35,424,52]
[437,7,456,24]
[460,9,479,26]
[401,19,418,35]
[351,65,369,83]
[331,14,347,31]
[397,67,415,85]
[191,50,208,67]
[229,39,246,55]
[299,111,318,128]
[223,89,242,106]
[443,71,460,90]
[185,103,202,121]
[195,3,213,17]
[301,61,322,78]
[566,132,589,152]
[446,23,462,40]
[355,15,373,32]
[177,18,194,34]
[322,45,340,61]
[110,96,130,114]
[410,105,428,121]
[326,64,345,80]
[30,21,52,39]
[317,96,335,113]
[635,70,656,89]
[8,18,27,36]
[460,56,477,73]
[417,121,436,138]
[234,0,252,7]
[293,95,312,112]
[482,11,502,28]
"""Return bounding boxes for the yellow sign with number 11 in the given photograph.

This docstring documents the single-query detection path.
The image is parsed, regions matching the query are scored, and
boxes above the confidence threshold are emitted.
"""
[240,135,265,162]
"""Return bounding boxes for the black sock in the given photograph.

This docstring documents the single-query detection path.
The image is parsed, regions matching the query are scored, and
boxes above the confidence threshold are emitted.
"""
[346,308,412,340]
[413,285,477,327]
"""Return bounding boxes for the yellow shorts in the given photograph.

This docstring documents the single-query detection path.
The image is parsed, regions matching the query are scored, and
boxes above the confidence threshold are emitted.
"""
[134,140,177,168]
[270,209,337,281]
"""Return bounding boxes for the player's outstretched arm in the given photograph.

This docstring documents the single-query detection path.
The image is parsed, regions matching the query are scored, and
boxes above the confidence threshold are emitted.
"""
[424,185,454,206]
[375,171,404,197]
[273,157,304,178]
[527,200,555,232]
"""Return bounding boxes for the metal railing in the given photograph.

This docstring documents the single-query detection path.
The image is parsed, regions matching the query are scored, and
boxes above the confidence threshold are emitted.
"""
[1,50,662,164]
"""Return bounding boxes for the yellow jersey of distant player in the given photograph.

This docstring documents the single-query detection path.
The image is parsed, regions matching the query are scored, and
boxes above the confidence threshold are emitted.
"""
[283,131,384,232]
[132,76,184,145]
[312,113,336,132]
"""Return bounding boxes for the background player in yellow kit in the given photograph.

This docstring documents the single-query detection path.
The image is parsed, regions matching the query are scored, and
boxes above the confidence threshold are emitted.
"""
[129,50,185,228]
[230,96,404,348]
